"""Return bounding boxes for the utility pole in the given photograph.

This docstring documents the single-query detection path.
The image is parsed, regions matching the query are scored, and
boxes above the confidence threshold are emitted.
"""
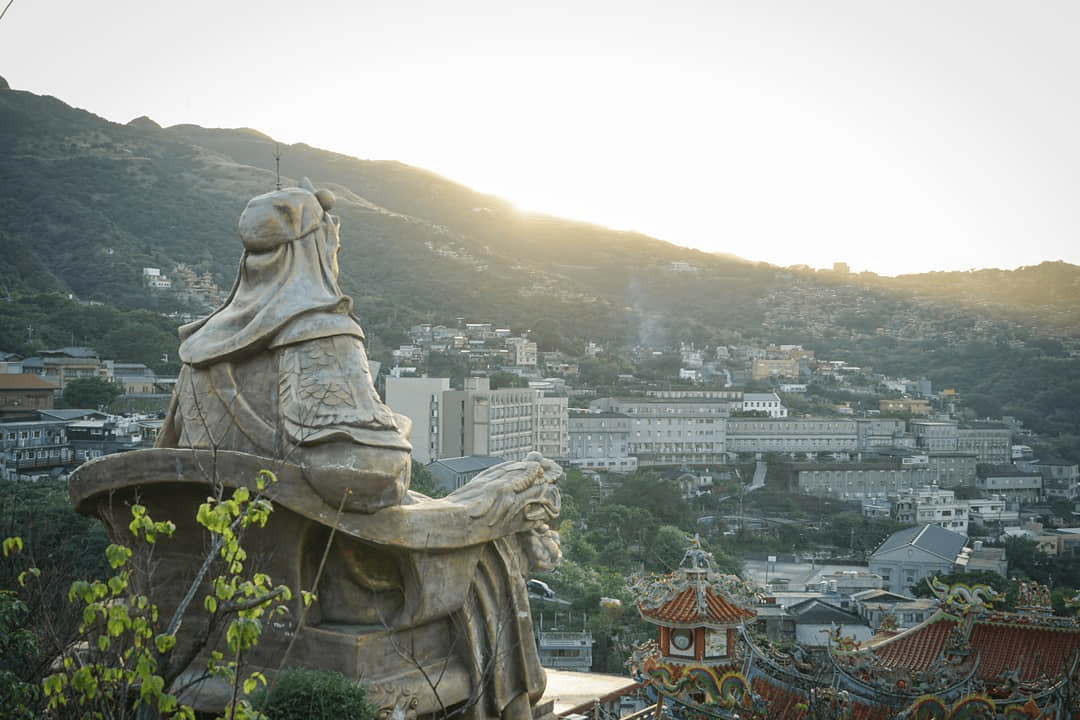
[274,143,282,190]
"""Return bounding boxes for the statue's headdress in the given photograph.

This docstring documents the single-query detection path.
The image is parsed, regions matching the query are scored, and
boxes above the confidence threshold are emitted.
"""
[238,178,336,252]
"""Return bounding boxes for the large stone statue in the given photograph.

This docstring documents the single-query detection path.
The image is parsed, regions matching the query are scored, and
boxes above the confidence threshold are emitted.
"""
[69,181,561,720]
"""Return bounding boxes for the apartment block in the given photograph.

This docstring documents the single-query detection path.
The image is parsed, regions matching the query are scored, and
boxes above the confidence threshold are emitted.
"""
[589,397,728,466]
[384,376,451,464]
[442,378,540,461]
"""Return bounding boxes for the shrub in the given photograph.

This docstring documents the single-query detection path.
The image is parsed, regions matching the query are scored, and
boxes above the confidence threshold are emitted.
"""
[252,668,376,720]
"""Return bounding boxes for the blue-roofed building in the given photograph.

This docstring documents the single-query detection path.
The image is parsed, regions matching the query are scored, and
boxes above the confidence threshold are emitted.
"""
[867,524,969,594]
[426,455,507,493]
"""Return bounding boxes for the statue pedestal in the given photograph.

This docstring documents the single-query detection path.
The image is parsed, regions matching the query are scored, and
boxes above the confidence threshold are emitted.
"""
[69,448,560,719]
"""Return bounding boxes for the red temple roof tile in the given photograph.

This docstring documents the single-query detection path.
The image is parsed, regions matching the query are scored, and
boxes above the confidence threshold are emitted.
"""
[868,613,959,672]
[639,585,755,627]
[970,619,1080,682]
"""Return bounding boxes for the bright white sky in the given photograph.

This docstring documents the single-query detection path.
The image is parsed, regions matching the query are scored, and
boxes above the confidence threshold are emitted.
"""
[1,1,1078,276]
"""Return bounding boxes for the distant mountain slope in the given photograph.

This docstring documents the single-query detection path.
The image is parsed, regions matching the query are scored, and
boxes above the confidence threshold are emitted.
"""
[0,84,1077,355]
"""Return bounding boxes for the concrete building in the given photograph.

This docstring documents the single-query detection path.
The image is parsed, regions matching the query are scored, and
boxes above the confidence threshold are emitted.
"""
[965,540,1008,577]
[855,418,908,451]
[851,590,938,632]
[957,422,1013,464]
[910,420,960,453]
[926,452,978,488]
[67,418,142,462]
[536,630,593,672]
[751,357,799,381]
[727,417,859,457]
[506,337,538,367]
[426,455,506,493]
[1036,457,1080,501]
[590,397,728,466]
[567,410,631,467]
[534,394,568,459]
[795,461,934,500]
[976,465,1043,505]
[0,417,73,480]
[868,524,969,594]
[892,485,968,535]
[442,378,539,461]
[21,347,106,394]
[879,398,932,415]
[967,496,1020,527]
[740,392,788,418]
[384,376,451,464]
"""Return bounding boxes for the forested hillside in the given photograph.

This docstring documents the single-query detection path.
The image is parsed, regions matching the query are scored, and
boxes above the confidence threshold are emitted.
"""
[2,83,1080,457]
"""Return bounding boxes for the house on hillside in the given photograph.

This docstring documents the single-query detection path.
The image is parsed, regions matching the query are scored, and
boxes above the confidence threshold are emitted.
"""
[22,347,106,394]
[976,465,1043,505]
[1036,456,1080,500]
[0,373,57,415]
[868,524,969,594]
[0,417,74,480]
[426,455,507,493]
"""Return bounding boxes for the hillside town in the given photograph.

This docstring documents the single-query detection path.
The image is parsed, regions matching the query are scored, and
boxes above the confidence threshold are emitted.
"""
[4,320,1080,718]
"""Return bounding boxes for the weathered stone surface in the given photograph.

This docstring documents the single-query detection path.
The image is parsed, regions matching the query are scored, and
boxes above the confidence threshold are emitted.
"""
[69,182,561,719]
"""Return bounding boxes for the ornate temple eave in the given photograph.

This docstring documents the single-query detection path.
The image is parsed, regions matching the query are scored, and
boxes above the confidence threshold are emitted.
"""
[636,610,750,631]
[830,649,980,708]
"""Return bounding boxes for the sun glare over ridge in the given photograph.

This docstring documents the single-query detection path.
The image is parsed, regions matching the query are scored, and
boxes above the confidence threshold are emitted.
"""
[0,0,1076,277]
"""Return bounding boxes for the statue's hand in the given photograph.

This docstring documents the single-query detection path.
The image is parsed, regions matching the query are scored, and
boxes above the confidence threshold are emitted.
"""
[445,452,561,533]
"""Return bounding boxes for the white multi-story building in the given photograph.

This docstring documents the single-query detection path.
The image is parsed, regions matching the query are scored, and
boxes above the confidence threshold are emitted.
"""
[506,337,538,367]
[142,267,172,289]
[567,410,637,472]
[910,420,960,453]
[534,394,568,459]
[740,392,788,418]
[442,378,539,461]
[892,485,968,536]
[384,376,451,464]
[967,496,1020,526]
[727,417,858,456]
[957,423,1013,464]
[589,397,729,466]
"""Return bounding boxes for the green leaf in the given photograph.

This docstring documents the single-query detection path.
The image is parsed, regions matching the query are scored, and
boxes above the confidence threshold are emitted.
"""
[107,575,127,595]
[17,567,40,586]
[105,543,133,569]
[2,535,23,557]
[155,633,177,654]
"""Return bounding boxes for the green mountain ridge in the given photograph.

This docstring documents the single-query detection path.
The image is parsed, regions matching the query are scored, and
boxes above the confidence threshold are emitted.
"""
[1,84,1078,360]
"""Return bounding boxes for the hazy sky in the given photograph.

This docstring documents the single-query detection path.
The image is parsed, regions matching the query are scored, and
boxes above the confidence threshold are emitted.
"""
[2,1,1077,275]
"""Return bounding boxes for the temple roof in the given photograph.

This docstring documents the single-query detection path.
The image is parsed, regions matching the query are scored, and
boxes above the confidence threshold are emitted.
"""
[834,601,1080,702]
[629,541,758,629]
[970,614,1080,682]
[638,582,755,627]
[863,611,962,672]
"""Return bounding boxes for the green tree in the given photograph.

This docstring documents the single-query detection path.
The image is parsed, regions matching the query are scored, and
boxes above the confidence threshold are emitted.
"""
[61,377,122,409]
[251,668,376,720]
[0,589,38,719]
[408,460,447,498]
[488,371,527,388]
[607,472,692,528]
[5,473,295,719]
